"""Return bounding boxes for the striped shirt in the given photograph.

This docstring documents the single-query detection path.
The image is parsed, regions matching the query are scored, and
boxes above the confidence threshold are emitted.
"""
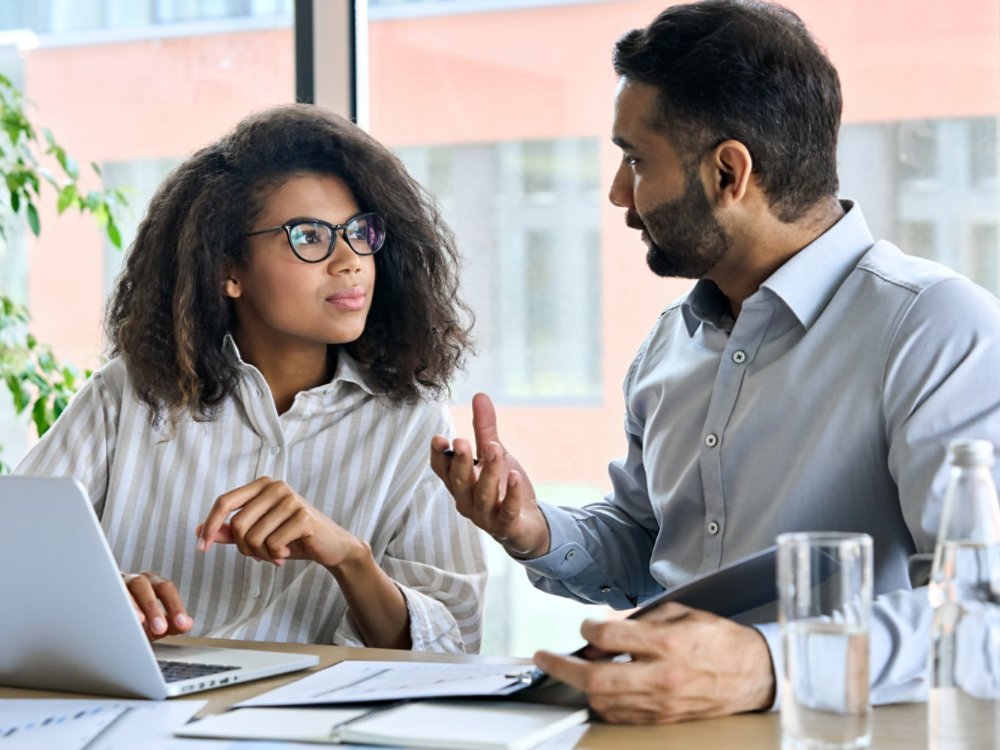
[15,339,486,653]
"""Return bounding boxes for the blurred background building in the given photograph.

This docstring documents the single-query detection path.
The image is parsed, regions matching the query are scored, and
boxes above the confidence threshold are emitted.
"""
[0,0,997,655]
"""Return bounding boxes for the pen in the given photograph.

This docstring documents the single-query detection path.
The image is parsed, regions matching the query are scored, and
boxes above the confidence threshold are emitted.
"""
[442,448,480,466]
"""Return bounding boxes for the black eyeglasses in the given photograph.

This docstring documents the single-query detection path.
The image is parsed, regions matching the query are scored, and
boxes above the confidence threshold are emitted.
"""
[245,212,386,262]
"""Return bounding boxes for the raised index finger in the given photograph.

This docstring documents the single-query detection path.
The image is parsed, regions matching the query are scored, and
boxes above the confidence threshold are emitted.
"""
[198,476,272,552]
[471,392,500,460]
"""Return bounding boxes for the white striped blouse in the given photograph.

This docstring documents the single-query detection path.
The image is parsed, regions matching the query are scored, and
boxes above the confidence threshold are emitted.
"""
[14,339,486,653]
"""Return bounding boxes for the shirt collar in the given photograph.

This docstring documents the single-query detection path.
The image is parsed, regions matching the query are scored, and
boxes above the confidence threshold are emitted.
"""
[681,201,874,336]
[757,201,873,329]
[221,334,378,397]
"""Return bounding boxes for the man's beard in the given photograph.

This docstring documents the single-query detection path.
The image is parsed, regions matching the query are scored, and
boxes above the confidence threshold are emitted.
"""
[627,170,730,279]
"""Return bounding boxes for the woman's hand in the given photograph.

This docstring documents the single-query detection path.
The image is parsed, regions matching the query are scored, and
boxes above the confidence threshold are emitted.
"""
[122,571,194,641]
[196,476,365,569]
[197,476,411,649]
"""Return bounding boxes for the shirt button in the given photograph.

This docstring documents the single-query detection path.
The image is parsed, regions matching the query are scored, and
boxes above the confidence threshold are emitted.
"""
[707,521,720,535]
[251,588,261,598]
[565,549,576,561]
[600,586,612,594]
[705,433,719,448]
[269,445,280,456]
[732,350,746,364]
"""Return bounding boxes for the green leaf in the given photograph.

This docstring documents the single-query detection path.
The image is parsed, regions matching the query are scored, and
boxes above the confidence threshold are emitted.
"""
[25,201,40,236]
[107,219,122,249]
[53,394,68,420]
[31,397,50,437]
[10,379,29,412]
[56,183,77,214]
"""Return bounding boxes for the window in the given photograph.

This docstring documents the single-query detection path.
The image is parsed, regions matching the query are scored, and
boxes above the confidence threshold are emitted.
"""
[398,138,601,404]
[362,0,1000,655]
[2,0,998,658]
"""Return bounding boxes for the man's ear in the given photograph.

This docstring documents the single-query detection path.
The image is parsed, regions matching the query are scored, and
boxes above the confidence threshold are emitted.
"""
[705,139,753,208]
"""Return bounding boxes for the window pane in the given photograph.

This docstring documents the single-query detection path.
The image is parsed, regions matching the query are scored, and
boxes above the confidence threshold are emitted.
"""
[0,2,293,467]
[364,0,1000,656]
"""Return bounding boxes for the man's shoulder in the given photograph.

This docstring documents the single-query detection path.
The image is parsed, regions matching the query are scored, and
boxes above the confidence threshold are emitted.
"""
[852,240,1000,336]
[854,240,965,296]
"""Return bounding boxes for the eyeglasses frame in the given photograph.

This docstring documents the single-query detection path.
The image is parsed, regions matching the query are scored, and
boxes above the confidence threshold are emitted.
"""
[244,211,385,262]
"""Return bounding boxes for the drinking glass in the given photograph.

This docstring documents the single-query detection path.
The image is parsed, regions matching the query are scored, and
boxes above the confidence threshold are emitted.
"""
[777,532,873,749]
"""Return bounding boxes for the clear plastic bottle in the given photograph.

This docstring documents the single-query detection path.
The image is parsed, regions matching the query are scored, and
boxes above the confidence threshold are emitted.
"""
[927,439,1000,750]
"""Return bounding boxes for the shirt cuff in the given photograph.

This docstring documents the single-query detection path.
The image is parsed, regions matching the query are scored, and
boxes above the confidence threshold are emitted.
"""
[398,584,466,654]
[753,621,783,712]
[519,503,595,579]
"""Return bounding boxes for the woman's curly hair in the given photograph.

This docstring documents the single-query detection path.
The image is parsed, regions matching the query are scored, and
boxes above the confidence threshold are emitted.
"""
[105,104,473,424]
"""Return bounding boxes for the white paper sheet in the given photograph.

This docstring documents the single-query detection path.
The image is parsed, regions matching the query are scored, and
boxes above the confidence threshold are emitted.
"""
[236,660,538,707]
[0,699,204,750]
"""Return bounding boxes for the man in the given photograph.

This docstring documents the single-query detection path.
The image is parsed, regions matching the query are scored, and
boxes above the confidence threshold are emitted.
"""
[431,0,1000,724]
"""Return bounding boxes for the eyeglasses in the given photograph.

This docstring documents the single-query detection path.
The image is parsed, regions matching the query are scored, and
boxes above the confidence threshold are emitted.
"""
[245,212,386,262]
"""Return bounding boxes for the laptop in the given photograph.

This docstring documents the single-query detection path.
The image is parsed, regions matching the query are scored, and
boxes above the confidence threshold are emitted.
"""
[0,475,320,700]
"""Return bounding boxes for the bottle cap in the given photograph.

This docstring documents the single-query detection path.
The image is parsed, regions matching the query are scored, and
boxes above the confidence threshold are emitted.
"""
[947,438,995,466]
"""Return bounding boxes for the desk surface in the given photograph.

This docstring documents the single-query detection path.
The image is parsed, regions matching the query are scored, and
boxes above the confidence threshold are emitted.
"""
[0,636,928,749]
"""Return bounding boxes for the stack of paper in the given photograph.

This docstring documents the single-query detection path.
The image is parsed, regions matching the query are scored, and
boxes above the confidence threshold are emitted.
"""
[178,701,589,750]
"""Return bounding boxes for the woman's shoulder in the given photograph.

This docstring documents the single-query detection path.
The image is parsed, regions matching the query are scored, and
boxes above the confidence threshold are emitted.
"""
[87,356,130,397]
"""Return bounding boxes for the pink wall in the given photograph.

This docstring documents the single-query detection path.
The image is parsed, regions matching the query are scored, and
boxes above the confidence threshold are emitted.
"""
[19,2,999,486]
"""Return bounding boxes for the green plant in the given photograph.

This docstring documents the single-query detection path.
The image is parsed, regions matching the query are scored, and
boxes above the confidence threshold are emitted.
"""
[0,73,127,472]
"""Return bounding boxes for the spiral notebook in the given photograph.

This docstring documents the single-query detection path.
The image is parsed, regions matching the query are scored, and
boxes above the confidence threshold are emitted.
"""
[177,700,589,750]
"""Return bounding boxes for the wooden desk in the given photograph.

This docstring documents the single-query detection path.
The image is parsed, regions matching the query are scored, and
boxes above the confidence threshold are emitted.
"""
[0,636,929,749]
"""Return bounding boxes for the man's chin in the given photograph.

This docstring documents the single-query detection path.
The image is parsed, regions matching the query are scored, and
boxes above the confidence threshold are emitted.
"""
[646,247,684,279]
[645,244,719,280]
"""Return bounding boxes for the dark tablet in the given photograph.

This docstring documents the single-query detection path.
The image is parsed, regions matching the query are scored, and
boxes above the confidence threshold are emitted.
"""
[629,545,778,621]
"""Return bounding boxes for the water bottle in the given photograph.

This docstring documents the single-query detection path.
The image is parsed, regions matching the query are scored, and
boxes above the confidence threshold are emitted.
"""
[927,439,1000,749]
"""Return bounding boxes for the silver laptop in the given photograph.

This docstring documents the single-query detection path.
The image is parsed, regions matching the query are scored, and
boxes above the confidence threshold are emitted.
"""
[0,476,320,700]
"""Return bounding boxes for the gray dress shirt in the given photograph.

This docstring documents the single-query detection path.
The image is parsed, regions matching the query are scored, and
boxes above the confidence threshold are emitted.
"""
[522,202,1000,705]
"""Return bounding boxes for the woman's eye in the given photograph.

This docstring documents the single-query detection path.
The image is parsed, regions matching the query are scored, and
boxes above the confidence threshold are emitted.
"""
[292,226,324,244]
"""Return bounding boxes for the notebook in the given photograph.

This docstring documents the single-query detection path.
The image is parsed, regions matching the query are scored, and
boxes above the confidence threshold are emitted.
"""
[177,701,589,750]
[0,475,319,700]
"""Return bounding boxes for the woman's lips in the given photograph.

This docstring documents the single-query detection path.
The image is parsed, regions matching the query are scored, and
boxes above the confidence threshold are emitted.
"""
[326,288,366,311]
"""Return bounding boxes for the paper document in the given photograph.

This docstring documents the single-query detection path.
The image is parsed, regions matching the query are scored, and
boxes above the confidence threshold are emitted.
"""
[0,699,203,750]
[237,660,541,708]
[178,701,589,750]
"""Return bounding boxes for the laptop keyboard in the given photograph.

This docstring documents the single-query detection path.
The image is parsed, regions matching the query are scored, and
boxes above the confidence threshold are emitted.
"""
[157,659,240,683]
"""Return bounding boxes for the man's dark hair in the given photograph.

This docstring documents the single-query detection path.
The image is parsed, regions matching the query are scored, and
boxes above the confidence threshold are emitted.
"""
[106,104,472,424]
[614,0,842,222]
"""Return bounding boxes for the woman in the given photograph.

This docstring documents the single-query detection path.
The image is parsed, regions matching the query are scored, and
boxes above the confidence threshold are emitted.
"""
[15,104,486,653]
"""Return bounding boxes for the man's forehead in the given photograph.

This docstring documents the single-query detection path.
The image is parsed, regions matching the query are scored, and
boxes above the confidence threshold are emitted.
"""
[612,79,669,145]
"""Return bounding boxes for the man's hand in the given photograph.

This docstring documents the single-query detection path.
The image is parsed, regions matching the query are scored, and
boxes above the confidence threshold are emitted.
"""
[197,477,364,570]
[533,603,776,724]
[122,571,193,641]
[430,392,550,558]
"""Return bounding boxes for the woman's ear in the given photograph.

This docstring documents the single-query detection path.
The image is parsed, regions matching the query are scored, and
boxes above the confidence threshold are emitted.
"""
[223,274,242,299]
[705,139,753,208]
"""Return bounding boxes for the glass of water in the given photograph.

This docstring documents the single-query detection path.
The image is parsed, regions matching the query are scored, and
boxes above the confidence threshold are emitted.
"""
[777,532,873,749]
